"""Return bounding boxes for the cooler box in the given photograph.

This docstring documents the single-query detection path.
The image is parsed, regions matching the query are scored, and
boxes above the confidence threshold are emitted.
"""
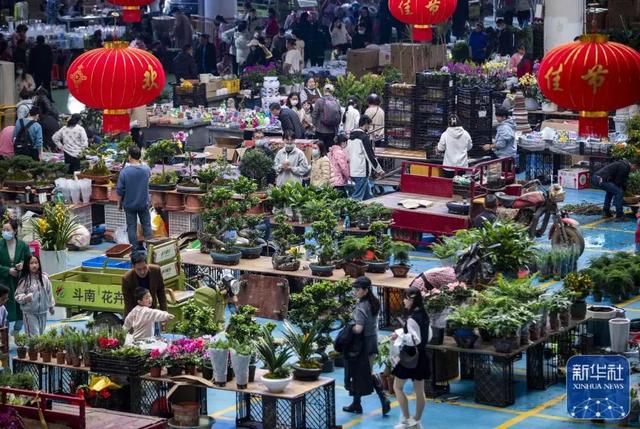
[558,169,590,190]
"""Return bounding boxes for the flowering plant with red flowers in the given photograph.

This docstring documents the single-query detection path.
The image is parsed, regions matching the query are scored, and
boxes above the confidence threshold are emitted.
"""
[97,337,119,350]
[147,348,166,368]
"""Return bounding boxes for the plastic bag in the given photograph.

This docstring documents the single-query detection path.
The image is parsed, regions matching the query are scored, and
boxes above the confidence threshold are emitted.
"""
[115,227,129,244]
[79,179,92,203]
[69,180,81,204]
[151,208,167,237]
[68,225,90,249]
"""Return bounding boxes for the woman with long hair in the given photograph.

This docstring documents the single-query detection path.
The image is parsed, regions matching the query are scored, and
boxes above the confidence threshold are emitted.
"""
[343,276,391,416]
[15,254,55,336]
[342,96,360,135]
[391,287,431,429]
[0,217,31,338]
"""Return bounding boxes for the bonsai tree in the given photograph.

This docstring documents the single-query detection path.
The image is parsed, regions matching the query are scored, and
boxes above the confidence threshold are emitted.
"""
[225,305,262,349]
[390,241,414,266]
[239,148,274,190]
[144,139,182,186]
[255,325,292,380]
[80,143,112,177]
[288,280,355,360]
[197,158,232,191]
[304,208,340,267]
[339,236,371,264]
[282,321,321,370]
[270,212,303,268]
[200,187,247,254]
[367,221,393,262]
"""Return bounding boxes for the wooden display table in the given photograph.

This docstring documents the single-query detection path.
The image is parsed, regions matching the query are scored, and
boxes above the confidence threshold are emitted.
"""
[181,250,416,328]
[54,404,166,429]
[13,357,90,396]
[427,318,589,407]
[375,147,426,161]
[138,369,337,428]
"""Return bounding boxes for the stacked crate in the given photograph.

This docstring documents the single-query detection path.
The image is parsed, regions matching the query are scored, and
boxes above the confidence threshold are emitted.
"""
[456,86,493,156]
[413,72,456,153]
[384,84,416,149]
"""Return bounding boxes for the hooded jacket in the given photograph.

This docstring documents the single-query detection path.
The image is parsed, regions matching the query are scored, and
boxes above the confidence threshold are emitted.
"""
[437,126,473,168]
[494,118,517,159]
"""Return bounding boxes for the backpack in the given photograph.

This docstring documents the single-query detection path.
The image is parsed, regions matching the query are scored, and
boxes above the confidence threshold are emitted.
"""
[14,119,36,156]
[321,97,342,129]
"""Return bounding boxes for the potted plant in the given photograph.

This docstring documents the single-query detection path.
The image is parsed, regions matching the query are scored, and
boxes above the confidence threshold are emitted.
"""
[15,332,27,359]
[270,213,302,271]
[30,202,80,275]
[305,209,340,277]
[564,272,593,320]
[230,343,252,389]
[209,339,230,386]
[389,242,414,278]
[148,348,165,378]
[624,171,640,204]
[201,353,214,380]
[447,304,480,349]
[239,148,274,192]
[484,311,524,353]
[82,331,97,367]
[282,321,322,381]
[423,289,453,345]
[165,344,184,376]
[363,221,392,273]
[339,236,371,278]
[27,335,40,360]
[144,139,182,190]
[256,325,293,393]
[38,334,57,363]
[200,187,245,265]
[79,143,113,184]
[547,292,572,331]
[226,306,264,383]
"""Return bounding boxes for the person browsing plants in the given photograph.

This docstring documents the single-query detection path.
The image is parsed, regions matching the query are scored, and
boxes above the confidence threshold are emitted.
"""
[123,287,174,342]
[273,130,310,187]
[0,217,30,338]
[15,254,55,336]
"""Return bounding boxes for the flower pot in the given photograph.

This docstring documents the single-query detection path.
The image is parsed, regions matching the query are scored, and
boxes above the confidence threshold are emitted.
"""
[452,328,478,349]
[17,347,27,359]
[150,366,163,378]
[150,190,165,207]
[343,261,369,278]
[78,173,111,185]
[72,356,82,367]
[559,309,570,327]
[493,336,518,353]
[210,348,229,387]
[176,184,203,194]
[249,364,256,382]
[28,348,38,361]
[66,354,74,365]
[41,351,52,363]
[366,261,389,274]
[236,245,264,259]
[171,402,200,427]
[184,365,197,376]
[183,193,204,213]
[272,254,300,271]
[293,364,322,381]
[83,353,91,367]
[260,375,292,393]
[390,264,411,278]
[321,358,334,373]
[478,328,494,343]
[549,310,560,331]
[210,251,242,266]
[40,249,68,275]
[165,192,184,211]
[90,184,109,201]
[610,318,631,353]
[231,351,251,389]
[524,97,540,110]
[201,364,213,380]
[570,300,587,320]
[167,365,183,376]
[246,202,264,215]
[309,263,334,277]
[149,183,177,191]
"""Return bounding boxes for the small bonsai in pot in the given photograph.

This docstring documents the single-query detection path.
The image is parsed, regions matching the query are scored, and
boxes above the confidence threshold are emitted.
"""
[389,242,414,278]
[38,332,58,363]
[447,304,480,349]
[15,332,28,359]
[546,291,573,330]
[282,321,322,381]
[305,208,340,277]
[271,213,302,271]
[27,335,40,360]
[200,187,245,264]
[144,139,182,190]
[79,143,113,184]
[339,236,371,278]
[564,272,593,320]
[256,325,293,393]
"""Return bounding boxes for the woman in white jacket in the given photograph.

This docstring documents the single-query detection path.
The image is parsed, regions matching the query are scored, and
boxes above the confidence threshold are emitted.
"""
[342,97,360,135]
[436,114,473,178]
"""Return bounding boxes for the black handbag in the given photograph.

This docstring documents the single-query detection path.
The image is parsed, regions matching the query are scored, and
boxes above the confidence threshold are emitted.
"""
[398,318,419,369]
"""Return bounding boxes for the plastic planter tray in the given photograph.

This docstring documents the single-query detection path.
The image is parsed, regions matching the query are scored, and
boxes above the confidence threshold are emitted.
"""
[82,256,132,270]
[90,351,147,376]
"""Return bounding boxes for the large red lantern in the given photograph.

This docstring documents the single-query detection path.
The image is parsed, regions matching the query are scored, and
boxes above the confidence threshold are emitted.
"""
[107,0,154,23]
[67,41,166,133]
[538,34,640,137]
[388,0,458,42]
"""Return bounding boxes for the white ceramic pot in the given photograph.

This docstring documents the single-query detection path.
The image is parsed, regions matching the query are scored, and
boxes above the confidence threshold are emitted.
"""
[210,348,229,384]
[541,102,557,112]
[40,250,68,275]
[524,98,540,111]
[260,375,292,393]
[231,351,251,387]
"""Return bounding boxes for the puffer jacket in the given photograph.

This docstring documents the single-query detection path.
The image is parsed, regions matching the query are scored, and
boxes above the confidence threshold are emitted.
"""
[328,145,350,186]
[310,156,332,187]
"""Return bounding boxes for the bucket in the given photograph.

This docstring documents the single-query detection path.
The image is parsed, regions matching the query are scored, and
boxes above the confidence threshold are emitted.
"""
[586,305,618,347]
[171,402,200,426]
[609,318,630,353]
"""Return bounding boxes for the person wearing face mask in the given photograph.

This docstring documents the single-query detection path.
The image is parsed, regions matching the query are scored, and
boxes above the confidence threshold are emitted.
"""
[273,130,310,187]
[287,93,304,123]
[0,217,30,338]
[310,142,332,187]
[270,102,304,139]
[122,251,167,319]
[346,115,384,201]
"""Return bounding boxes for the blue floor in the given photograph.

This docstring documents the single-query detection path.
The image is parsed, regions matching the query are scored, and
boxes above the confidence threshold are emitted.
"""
[12,186,640,429]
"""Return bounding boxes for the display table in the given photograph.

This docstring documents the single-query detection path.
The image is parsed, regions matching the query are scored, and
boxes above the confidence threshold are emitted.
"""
[13,357,90,396]
[55,404,166,429]
[145,123,210,150]
[427,318,589,407]
[181,250,416,328]
[138,369,337,429]
[207,125,282,145]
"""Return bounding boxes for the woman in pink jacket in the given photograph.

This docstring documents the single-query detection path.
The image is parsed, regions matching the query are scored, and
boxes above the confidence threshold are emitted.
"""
[327,133,350,195]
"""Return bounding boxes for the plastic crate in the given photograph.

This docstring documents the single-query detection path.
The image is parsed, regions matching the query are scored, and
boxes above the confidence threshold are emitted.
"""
[221,78,240,93]
[581,141,612,157]
[456,87,492,107]
[415,72,454,88]
[168,211,202,236]
[414,87,452,101]
[89,351,147,376]
[385,83,415,99]
[104,204,126,231]
[415,101,453,115]
[71,204,92,230]
[82,256,132,269]
[416,113,448,127]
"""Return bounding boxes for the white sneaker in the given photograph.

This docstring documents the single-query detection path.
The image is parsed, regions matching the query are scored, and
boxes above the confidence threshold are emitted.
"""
[394,419,410,429]
[405,418,420,429]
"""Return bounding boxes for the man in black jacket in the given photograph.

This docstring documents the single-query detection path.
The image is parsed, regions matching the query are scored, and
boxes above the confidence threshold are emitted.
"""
[496,19,514,56]
[195,34,217,75]
[592,159,637,220]
[28,36,53,96]
[172,45,198,83]
[269,102,303,138]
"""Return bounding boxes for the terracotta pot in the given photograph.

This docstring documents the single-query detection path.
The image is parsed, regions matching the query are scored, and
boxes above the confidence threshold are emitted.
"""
[150,190,165,207]
[184,194,204,212]
[83,353,91,367]
[150,366,163,378]
[72,356,82,367]
[246,201,264,215]
[91,185,109,201]
[40,351,52,363]
[17,347,27,359]
[66,354,74,365]
[28,348,38,361]
[185,365,197,376]
[56,351,66,365]
[108,187,119,202]
[165,192,184,211]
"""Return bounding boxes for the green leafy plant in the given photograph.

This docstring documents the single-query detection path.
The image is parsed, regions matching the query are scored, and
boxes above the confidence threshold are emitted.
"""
[81,143,111,176]
[209,339,230,349]
[390,241,414,265]
[281,321,321,369]
[144,139,182,176]
[255,325,292,379]
[447,304,481,329]
[14,332,27,348]
[270,213,300,255]
[626,171,640,196]
[304,208,341,266]
[173,301,223,338]
[226,305,261,350]
[339,236,371,263]
[563,272,593,300]
[452,42,470,62]
[239,149,274,190]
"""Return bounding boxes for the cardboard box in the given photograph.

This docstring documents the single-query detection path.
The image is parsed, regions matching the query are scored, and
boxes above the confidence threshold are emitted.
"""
[391,44,447,84]
[347,47,380,77]
[558,168,590,189]
[204,146,237,162]
[541,119,579,134]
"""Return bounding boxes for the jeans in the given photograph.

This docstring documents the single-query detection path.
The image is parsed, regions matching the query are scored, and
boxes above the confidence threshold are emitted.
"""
[64,152,81,175]
[125,208,153,249]
[592,175,624,216]
[352,177,372,201]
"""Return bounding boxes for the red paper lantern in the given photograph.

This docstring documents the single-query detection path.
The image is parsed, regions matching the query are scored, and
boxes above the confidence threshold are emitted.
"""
[388,0,458,42]
[107,0,154,23]
[66,41,166,133]
[538,34,640,137]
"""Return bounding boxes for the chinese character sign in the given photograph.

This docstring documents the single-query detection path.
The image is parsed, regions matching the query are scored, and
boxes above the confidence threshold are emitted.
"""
[567,355,630,420]
[388,0,457,26]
